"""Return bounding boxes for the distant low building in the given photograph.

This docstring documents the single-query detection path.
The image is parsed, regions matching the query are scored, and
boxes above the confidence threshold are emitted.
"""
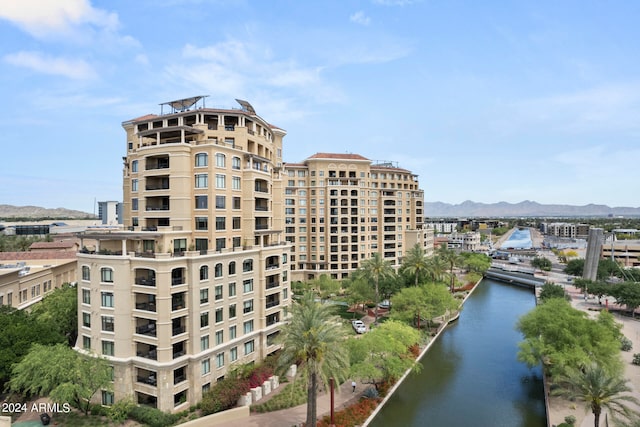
[601,239,640,268]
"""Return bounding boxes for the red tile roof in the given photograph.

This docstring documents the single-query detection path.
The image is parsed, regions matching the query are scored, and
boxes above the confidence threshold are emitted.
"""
[0,251,78,261]
[29,241,77,250]
[307,153,370,161]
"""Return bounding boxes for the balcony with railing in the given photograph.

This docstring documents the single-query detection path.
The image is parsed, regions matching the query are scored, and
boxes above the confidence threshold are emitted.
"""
[255,218,269,230]
[254,179,269,193]
[171,292,186,311]
[136,367,157,386]
[135,269,156,287]
[265,293,280,310]
[136,342,157,360]
[255,198,269,212]
[266,255,280,270]
[171,268,185,286]
[172,341,186,359]
[145,156,169,170]
[145,176,170,191]
[266,275,280,289]
[134,293,157,313]
[145,197,170,211]
[173,367,187,385]
[266,312,280,327]
[172,316,187,337]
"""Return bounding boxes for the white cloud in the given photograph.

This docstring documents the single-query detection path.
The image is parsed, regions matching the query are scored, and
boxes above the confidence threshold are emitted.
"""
[350,11,371,26]
[0,0,119,39]
[4,51,97,80]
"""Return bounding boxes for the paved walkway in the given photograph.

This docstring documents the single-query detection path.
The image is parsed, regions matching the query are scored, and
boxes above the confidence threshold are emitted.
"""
[223,378,364,427]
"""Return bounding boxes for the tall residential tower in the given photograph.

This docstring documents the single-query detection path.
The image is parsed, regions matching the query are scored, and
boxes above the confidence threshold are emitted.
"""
[75,97,291,412]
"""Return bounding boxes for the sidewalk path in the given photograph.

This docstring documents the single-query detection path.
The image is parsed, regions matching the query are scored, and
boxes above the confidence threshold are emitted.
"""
[223,378,364,427]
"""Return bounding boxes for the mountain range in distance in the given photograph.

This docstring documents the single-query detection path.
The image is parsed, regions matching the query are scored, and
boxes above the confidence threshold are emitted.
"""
[425,200,640,218]
[1,201,640,220]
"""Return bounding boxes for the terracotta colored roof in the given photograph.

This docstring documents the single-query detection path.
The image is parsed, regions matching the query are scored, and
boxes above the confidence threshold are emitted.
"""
[283,162,306,167]
[306,152,370,161]
[129,114,158,123]
[0,251,78,261]
[30,241,77,250]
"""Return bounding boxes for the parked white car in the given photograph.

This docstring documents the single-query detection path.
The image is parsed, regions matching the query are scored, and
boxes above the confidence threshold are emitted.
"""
[352,319,366,334]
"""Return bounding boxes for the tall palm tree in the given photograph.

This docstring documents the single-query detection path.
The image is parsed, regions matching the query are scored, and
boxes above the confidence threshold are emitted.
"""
[425,255,448,283]
[277,293,350,427]
[360,253,394,323]
[437,245,461,293]
[553,363,639,427]
[402,244,428,287]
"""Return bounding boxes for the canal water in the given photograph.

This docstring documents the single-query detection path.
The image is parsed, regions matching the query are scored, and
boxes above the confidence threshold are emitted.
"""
[501,227,533,249]
[369,279,546,427]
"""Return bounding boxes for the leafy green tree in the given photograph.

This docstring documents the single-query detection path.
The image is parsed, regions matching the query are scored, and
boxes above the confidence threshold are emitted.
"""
[553,363,639,427]
[9,344,112,415]
[459,252,491,274]
[401,244,429,287]
[277,293,350,427]
[30,283,78,346]
[343,275,375,316]
[517,299,622,377]
[538,282,569,302]
[565,258,585,276]
[531,256,552,271]
[359,253,394,323]
[608,282,640,318]
[310,274,341,302]
[391,283,459,329]
[348,320,421,390]
[425,255,448,283]
[0,306,64,389]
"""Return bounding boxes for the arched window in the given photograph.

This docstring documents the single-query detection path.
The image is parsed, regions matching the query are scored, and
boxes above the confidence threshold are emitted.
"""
[216,153,226,168]
[242,259,253,272]
[215,263,223,278]
[200,265,209,281]
[228,261,236,275]
[195,153,208,167]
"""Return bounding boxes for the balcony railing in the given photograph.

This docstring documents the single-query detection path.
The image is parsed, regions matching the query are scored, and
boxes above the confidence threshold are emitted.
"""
[171,277,185,286]
[137,375,157,386]
[135,302,156,312]
[172,325,186,336]
[136,323,157,337]
[266,299,280,309]
[135,277,156,286]
[137,349,157,360]
[266,280,280,289]
[174,374,187,385]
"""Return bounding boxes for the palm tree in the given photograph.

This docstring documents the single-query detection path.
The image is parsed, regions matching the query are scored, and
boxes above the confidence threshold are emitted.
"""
[360,253,394,323]
[437,245,461,293]
[277,293,350,427]
[425,255,448,283]
[402,244,428,287]
[553,363,639,427]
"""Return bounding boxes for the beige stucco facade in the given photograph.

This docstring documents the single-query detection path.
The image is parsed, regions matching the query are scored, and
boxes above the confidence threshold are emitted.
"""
[282,153,427,281]
[75,98,291,412]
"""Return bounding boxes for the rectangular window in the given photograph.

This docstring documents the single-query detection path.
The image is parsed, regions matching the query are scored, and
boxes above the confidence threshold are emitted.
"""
[216,353,225,368]
[195,195,208,209]
[243,299,254,314]
[132,179,138,192]
[230,346,238,362]
[202,359,211,375]
[232,197,241,209]
[229,325,237,340]
[201,335,209,351]
[195,217,208,230]
[102,340,114,356]
[229,303,236,318]
[244,340,255,355]
[215,308,223,323]
[228,282,236,297]
[102,391,114,406]
[131,160,138,172]
[101,292,114,308]
[216,153,225,168]
[195,153,208,167]
[215,285,223,300]
[82,312,91,327]
[243,320,254,334]
[200,312,209,328]
[101,316,114,332]
[243,279,253,293]
[215,330,223,345]
[232,217,241,229]
[82,288,91,304]
[232,176,241,190]
[83,335,91,350]
[215,195,225,209]
[216,174,226,189]
[132,198,138,211]
[101,268,113,283]
[215,217,225,230]
[200,288,209,304]
[195,174,208,188]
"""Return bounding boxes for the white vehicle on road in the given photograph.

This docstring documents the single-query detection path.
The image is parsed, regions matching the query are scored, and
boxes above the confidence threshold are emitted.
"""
[352,319,367,334]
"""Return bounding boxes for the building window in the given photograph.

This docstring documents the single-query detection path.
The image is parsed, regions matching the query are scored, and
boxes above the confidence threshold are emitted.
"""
[232,217,241,229]
[229,325,237,340]
[215,195,225,209]
[200,288,209,304]
[82,266,90,280]
[102,340,114,356]
[244,340,255,355]
[200,312,209,328]
[195,153,208,167]
[82,289,90,304]
[200,265,209,281]
[101,268,113,283]
[101,292,114,308]
[228,261,236,275]
[232,156,241,170]
[102,316,114,332]
[215,285,223,300]
[232,176,241,190]
[102,391,114,406]
[229,304,236,319]
[201,335,209,351]
[215,217,225,231]
[243,279,253,293]
[131,160,138,172]
[243,259,253,272]
[243,320,254,334]
[83,336,91,350]
[132,198,138,211]
[202,359,211,375]
[215,330,223,345]
[216,238,225,251]
[228,282,236,297]
[215,174,226,189]
[195,174,208,188]
[215,308,223,323]
[243,299,254,314]
[195,195,208,209]
[232,197,241,209]
[82,312,91,327]
[132,179,138,192]
[196,217,208,230]
[230,346,238,362]
[216,153,225,168]
[214,263,223,277]
[216,353,225,368]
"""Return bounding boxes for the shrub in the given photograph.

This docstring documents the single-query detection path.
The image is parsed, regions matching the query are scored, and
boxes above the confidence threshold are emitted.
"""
[251,379,307,413]
[109,398,136,423]
[632,353,640,366]
[201,375,250,415]
[128,405,179,427]
[564,414,577,425]
[362,387,379,399]
[621,336,633,351]
[317,397,381,427]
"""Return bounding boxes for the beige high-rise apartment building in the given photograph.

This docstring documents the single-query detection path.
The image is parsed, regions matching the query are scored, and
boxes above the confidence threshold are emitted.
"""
[282,153,426,281]
[75,97,291,412]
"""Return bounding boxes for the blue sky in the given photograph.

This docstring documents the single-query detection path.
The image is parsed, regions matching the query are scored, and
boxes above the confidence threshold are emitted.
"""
[1,0,639,213]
